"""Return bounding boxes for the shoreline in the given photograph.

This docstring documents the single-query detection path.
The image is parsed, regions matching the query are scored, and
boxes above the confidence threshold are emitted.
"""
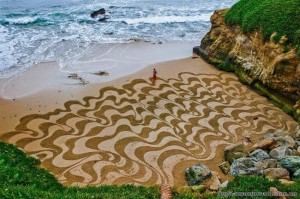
[0,43,298,187]
[0,41,195,100]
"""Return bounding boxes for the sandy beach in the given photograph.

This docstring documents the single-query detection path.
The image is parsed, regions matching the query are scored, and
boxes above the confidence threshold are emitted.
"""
[0,42,298,188]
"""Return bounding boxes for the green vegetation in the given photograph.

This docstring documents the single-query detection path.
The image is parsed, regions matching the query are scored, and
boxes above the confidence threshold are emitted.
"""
[1,141,300,198]
[0,141,209,198]
[0,141,160,199]
[225,0,300,46]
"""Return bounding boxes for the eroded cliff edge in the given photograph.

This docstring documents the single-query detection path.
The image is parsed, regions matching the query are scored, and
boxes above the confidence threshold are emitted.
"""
[194,9,300,122]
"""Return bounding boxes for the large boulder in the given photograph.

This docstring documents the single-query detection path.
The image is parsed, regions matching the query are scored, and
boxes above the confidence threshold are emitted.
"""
[185,164,212,186]
[255,159,278,170]
[230,158,262,176]
[274,135,296,149]
[280,156,300,173]
[250,137,275,151]
[224,143,247,164]
[264,168,290,180]
[269,146,292,160]
[249,149,270,161]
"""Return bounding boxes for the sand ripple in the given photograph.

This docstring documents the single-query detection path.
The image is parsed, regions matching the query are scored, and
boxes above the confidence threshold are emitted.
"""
[1,72,297,187]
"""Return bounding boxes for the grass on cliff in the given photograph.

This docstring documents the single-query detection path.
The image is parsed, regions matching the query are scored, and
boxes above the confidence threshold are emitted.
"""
[224,0,300,46]
[0,141,200,199]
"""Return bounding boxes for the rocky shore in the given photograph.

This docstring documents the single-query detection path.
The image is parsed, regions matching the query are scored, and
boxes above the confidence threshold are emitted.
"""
[183,127,300,196]
[193,9,300,123]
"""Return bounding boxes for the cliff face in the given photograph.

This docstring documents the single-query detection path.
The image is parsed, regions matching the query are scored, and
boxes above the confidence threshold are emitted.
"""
[195,9,300,122]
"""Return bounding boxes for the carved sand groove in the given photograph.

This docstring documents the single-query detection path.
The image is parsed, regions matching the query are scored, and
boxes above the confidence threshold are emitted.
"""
[1,72,298,187]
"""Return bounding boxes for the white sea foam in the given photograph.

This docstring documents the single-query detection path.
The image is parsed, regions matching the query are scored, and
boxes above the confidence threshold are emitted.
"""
[6,16,39,25]
[0,0,237,79]
[114,13,212,24]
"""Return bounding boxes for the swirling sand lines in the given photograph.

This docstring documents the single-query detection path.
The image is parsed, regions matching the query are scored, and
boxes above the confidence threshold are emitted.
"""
[1,72,298,187]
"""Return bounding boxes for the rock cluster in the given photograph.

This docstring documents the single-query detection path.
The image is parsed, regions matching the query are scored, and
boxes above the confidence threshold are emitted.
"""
[228,128,300,182]
[184,127,300,194]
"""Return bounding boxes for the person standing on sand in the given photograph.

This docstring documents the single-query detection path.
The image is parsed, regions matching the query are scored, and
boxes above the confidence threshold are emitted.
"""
[153,68,158,81]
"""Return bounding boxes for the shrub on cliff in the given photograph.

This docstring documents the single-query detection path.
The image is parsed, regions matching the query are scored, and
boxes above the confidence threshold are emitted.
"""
[225,0,300,46]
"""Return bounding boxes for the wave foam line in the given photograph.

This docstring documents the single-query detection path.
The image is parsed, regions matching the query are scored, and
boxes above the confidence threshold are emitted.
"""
[114,13,212,24]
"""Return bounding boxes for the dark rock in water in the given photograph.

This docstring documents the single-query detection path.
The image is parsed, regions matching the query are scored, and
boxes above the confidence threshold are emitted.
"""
[104,32,114,35]
[230,158,262,176]
[224,143,247,164]
[249,149,270,161]
[91,8,106,18]
[280,156,300,173]
[185,164,211,186]
[264,168,290,180]
[98,16,110,22]
[269,146,292,160]
[293,168,300,179]
[92,71,109,76]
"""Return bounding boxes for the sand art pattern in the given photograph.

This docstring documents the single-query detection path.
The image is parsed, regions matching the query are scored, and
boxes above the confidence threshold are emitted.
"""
[1,72,298,186]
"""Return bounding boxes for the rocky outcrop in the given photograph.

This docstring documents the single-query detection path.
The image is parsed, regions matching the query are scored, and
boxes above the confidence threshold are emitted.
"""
[91,8,106,18]
[194,9,300,122]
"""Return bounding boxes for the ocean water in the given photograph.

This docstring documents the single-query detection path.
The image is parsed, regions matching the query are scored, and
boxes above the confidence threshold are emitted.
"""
[0,0,237,78]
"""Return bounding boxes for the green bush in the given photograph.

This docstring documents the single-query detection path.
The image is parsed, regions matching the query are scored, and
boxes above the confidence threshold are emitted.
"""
[0,141,193,198]
[0,185,160,199]
[0,142,62,191]
[225,0,300,45]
